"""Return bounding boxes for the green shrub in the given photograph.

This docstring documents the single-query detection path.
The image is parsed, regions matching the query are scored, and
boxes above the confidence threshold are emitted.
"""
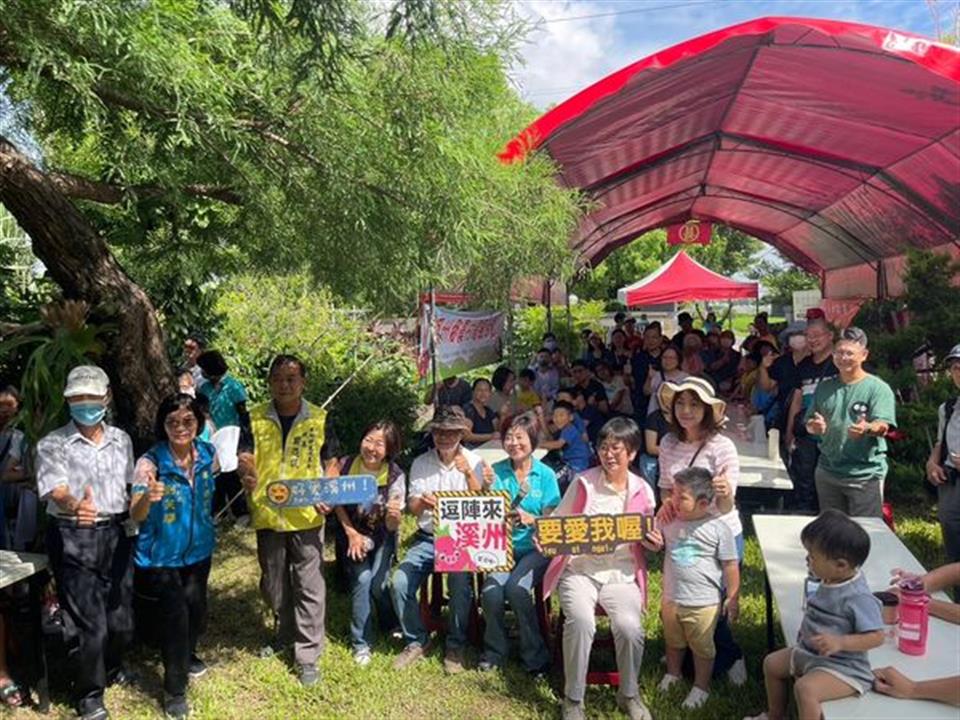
[215,274,419,453]
[510,300,606,365]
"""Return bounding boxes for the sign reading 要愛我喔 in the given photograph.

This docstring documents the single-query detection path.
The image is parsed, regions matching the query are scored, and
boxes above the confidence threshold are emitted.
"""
[264,475,377,508]
[535,513,654,557]
[433,491,512,573]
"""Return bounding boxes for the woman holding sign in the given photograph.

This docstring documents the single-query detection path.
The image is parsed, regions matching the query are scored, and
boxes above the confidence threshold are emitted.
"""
[479,411,560,675]
[332,421,406,667]
[130,394,218,720]
[542,417,663,720]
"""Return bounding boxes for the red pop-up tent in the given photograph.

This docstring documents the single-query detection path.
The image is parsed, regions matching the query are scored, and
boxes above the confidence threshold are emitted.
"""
[617,250,758,306]
[500,17,960,300]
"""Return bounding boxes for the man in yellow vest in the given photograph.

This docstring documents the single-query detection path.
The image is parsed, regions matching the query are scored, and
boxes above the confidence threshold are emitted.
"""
[238,354,338,687]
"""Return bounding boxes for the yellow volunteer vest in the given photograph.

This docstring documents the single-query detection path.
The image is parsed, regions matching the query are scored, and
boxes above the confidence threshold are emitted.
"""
[249,400,327,532]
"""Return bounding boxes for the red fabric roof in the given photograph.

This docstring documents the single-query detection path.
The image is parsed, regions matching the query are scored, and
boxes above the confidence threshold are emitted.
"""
[617,250,758,306]
[501,17,960,298]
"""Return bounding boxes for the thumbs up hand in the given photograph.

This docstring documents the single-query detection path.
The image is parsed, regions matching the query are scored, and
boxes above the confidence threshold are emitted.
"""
[807,412,828,436]
[146,471,165,503]
[76,485,98,526]
[481,461,495,489]
[847,413,870,439]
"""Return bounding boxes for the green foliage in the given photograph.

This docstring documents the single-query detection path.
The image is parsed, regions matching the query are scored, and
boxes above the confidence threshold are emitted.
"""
[214,273,419,452]
[901,248,960,360]
[0,305,111,446]
[746,260,819,308]
[509,300,606,365]
[1,0,581,316]
[576,226,762,302]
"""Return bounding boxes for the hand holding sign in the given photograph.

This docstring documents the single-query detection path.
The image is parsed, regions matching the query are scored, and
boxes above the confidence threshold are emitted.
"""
[238,452,258,491]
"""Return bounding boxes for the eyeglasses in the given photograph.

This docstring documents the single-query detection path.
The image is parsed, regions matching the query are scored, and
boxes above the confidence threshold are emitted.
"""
[598,442,627,456]
[165,417,198,430]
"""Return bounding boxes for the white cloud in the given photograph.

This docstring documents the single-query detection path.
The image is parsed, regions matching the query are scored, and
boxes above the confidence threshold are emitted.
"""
[509,0,940,110]
[510,1,639,109]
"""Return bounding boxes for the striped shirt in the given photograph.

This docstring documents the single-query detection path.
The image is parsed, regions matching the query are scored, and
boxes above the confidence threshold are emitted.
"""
[36,421,134,516]
[657,432,742,537]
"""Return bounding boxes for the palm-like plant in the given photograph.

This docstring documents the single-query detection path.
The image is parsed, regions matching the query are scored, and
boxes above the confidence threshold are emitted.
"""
[0,300,111,447]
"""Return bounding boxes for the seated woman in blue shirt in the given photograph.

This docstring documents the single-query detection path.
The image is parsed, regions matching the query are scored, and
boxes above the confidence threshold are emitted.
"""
[479,411,560,676]
[130,394,218,720]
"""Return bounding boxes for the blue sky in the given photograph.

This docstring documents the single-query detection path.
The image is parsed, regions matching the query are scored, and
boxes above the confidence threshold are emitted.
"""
[511,0,956,108]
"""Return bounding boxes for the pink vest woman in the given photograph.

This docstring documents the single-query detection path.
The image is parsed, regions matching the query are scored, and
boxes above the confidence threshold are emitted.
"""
[542,417,662,720]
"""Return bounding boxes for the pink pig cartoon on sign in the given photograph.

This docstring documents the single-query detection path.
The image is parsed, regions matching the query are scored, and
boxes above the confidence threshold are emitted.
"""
[434,525,477,572]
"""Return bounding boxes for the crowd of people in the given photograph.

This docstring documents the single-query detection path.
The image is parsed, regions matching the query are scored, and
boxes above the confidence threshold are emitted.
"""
[0,312,958,720]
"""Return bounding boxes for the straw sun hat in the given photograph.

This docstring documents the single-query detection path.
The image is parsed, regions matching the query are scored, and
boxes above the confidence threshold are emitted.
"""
[658,376,727,425]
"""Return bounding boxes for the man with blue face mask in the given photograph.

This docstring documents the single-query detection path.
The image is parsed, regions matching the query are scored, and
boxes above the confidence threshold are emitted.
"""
[36,365,136,720]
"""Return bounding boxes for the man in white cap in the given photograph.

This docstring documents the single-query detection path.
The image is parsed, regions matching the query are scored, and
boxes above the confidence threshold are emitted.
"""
[36,365,136,720]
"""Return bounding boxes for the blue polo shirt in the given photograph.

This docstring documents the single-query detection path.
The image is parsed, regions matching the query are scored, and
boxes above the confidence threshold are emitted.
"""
[491,458,561,556]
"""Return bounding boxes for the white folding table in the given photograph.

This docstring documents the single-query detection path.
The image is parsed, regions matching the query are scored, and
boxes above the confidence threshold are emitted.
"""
[754,515,960,719]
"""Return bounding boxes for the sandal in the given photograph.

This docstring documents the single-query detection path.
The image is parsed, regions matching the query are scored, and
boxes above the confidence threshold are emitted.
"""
[0,679,24,708]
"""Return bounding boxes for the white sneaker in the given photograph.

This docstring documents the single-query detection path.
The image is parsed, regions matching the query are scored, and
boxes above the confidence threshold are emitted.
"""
[743,714,769,720]
[353,648,372,667]
[657,673,681,692]
[728,658,747,686]
[682,686,710,709]
[561,698,586,720]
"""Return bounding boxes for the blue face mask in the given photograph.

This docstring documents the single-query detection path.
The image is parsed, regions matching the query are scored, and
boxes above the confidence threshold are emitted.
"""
[70,402,107,427]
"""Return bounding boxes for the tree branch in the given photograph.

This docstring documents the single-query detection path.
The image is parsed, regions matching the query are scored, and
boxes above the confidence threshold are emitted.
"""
[48,170,243,206]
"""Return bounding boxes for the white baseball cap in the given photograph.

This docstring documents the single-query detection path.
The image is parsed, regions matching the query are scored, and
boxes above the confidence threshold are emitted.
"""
[64,365,110,398]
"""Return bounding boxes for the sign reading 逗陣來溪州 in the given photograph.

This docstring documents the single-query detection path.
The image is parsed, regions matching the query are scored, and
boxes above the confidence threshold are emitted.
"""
[264,475,377,508]
[433,492,512,573]
[535,513,654,557]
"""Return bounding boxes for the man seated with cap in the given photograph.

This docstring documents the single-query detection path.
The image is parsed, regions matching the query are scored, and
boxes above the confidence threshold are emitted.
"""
[391,406,488,674]
[36,365,136,720]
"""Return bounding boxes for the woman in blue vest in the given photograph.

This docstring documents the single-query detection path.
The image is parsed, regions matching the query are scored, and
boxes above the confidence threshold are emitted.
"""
[130,393,218,720]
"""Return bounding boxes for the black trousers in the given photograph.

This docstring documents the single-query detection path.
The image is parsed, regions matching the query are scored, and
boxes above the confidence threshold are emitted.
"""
[213,469,247,518]
[46,521,134,715]
[135,558,212,698]
[789,435,821,514]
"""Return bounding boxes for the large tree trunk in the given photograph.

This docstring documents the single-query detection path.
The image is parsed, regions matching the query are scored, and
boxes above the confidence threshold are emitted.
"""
[0,135,174,451]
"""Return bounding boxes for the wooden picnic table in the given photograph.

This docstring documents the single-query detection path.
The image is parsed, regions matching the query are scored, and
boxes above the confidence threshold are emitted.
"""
[754,515,960,719]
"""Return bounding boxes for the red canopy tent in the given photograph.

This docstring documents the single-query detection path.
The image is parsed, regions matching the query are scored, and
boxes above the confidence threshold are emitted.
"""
[616,250,758,306]
[500,17,960,300]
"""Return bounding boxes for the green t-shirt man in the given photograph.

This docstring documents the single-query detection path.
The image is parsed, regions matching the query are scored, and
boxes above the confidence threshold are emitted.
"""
[805,374,897,479]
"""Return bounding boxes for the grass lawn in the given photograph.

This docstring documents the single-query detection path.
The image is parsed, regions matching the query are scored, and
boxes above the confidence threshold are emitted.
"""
[11,498,946,720]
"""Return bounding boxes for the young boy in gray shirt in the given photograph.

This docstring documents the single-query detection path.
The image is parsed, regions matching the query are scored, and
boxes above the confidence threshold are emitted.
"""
[745,509,884,720]
[658,466,740,709]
